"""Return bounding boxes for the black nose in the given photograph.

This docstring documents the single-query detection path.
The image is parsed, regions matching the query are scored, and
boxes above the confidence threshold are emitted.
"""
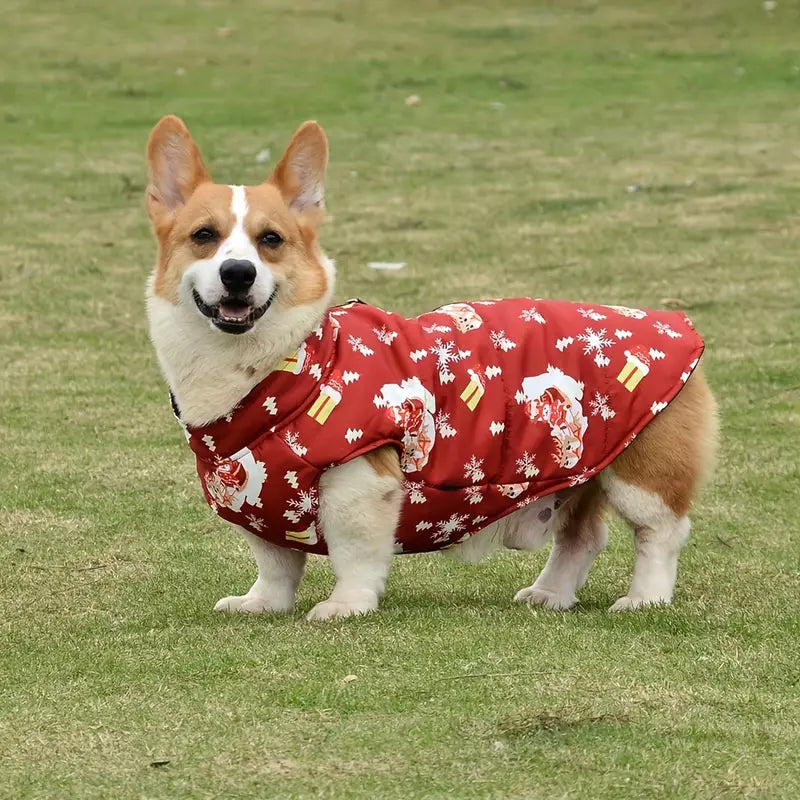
[219,259,256,294]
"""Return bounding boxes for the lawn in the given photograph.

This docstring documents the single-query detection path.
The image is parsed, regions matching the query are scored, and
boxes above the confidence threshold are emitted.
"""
[2,0,799,797]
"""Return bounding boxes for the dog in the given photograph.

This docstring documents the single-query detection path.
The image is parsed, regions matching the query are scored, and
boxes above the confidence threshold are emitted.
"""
[145,116,717,620]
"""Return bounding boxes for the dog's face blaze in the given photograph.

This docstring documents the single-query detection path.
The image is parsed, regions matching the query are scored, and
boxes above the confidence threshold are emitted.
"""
[146,116,330,334]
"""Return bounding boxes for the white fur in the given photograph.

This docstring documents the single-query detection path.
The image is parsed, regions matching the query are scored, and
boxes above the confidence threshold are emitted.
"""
[446,497,563,563]
[307,457,404,620]
[598,468,690,611]
[511,469,689,613]
[147,255,335,426]
[215,527,306,613]
[188,186,276,315]
[514,518,608,610]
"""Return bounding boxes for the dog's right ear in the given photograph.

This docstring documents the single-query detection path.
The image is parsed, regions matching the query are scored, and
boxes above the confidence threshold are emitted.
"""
[146,115,211,224]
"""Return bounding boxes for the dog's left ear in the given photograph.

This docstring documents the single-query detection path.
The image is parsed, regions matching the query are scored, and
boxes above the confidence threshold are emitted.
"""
[268,121,328,229]
[146,115,211,225]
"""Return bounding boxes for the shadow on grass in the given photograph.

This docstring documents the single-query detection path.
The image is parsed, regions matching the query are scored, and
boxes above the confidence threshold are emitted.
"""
[496,707,632,738]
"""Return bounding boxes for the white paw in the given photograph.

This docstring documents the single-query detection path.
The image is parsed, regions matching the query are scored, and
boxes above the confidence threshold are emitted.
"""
[214,594,292,614]
[305,597,377,621]
[513,585,577,611]
[609,595,670,612]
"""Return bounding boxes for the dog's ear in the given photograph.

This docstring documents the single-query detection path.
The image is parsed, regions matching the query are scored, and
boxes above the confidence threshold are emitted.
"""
[146,115,211,223]
[268,121,328,229]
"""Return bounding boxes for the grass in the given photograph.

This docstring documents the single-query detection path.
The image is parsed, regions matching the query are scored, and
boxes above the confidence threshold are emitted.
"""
[1,0,799,797]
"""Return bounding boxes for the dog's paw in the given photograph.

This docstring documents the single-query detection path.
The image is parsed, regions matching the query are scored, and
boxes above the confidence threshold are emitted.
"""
[608,595,669,612]
[513,585,577,611]
[305,597,377,621]
[214,594,292,614]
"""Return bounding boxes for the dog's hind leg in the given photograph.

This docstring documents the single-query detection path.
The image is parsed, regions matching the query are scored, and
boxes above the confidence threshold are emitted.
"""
[598,471,690,611]
[514,483,608,610]
[214,527,307,614]
[599,368,717,611]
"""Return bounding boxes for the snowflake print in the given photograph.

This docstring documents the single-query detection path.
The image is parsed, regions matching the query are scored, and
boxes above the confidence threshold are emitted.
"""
[284,430,307,457]
[284,488,319,523]
[464,486,484,505]
[589,391,616,421]
[422,323,452,334]
[653,321,682,339]
[435,410,457,439]
[464,455,486,482]
[577,307,607,322]
[489,330,517,352]
[404,481,427,504]
[373,325,398,346]
[434,512,470,543]
[472,515,488,527]
[576,327,615,367]
[568,467,592,487]
[245,514,265,532]
[348,335,375,356]
[429,338,469,384]
[520,307,546,324]
[515,451,540,479]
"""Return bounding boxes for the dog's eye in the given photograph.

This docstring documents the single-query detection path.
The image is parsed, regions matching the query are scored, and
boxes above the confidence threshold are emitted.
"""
[191,227,218,244]
[258,230,283,249]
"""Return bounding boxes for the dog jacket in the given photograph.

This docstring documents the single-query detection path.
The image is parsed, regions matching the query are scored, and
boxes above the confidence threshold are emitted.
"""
[175,298,704,554]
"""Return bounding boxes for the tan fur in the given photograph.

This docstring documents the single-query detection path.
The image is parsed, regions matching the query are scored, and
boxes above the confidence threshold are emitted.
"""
[146,115,211,217]
[610,368,717,516]
[151,184,235,302]
[269,121,328,230]
[147,116,215,301]
[146,116,329,310]
[558,481,608,542]
[243,185,329,307]
[364,446,404,480]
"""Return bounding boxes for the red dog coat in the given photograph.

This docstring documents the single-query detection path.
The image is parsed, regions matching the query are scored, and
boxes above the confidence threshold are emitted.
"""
[175,298,704,553]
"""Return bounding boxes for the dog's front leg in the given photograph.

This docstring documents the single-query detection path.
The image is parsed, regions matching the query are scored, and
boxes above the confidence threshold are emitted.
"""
[215,527,307,614]
[307,451,404,621]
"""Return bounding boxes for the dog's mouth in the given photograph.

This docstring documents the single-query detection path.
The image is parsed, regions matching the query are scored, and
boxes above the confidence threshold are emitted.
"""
[192,289,277,334]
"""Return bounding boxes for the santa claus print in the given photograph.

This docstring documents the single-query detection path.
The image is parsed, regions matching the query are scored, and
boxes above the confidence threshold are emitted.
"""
[204,447,267,513]
[496,482,530,499]
[517,367,588,469]
[376,377,437,473]
[604,304,648,320]
[435,302,484,333]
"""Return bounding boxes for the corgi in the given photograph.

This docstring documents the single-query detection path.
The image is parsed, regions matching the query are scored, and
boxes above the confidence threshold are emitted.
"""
[145,116,717,620]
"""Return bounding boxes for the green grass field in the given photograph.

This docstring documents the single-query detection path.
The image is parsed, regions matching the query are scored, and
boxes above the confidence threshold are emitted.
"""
[2,1,799,797]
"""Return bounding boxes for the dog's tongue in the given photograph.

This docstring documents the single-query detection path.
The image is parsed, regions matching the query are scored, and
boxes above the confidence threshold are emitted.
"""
[219,300,250,321]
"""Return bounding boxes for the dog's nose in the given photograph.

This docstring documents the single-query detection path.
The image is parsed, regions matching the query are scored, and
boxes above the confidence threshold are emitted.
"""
[219,259,256,293]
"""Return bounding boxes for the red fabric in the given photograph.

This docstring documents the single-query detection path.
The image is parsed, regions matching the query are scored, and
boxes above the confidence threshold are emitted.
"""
[178,298,704,554]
